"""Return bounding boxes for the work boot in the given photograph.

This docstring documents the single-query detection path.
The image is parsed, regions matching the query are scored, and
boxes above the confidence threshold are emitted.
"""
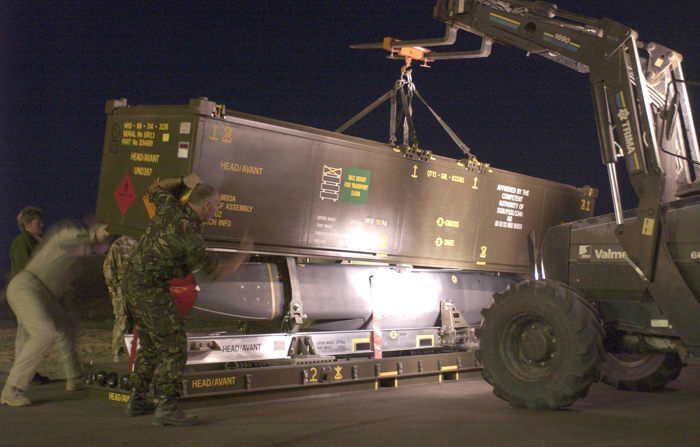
[66,376,86,391]
[1,386,31,407]
[125,389,155,416]
[152,394,199,426]
[32,372,50,385]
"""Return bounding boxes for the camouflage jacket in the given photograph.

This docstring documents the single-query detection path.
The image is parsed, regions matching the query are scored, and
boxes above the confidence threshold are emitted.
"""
[126,184,216,289]
[103,235,137,289]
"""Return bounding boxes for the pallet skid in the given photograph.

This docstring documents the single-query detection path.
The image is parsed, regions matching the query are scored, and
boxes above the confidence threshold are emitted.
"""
[88,328,480,405]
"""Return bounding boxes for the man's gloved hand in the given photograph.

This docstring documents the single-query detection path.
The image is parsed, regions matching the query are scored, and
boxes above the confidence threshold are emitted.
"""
[94,223,110,242]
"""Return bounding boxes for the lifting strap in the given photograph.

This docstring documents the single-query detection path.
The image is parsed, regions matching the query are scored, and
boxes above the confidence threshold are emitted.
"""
[336,68,476,160]
[394,70,418,148]
[412,87,473,158]
[336,89,394,134]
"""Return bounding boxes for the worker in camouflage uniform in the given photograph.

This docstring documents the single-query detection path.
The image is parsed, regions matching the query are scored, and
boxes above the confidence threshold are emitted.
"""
[124,173,250,426]
[102,235,137,362]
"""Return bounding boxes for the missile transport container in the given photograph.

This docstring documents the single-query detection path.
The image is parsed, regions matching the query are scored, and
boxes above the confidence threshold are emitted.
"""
[94,96,599,335]
[97,97,596,272]
[88,97,600,399]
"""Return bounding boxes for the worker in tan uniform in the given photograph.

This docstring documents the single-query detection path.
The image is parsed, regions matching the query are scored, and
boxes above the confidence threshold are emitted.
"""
[8,206,51,385]
[1,220,110,407]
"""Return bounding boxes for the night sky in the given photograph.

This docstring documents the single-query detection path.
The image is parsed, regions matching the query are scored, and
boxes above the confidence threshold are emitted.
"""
[2,1,699,278]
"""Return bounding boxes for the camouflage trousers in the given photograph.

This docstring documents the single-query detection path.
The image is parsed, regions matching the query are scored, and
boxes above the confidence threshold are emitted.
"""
[124,281,186,397]
[107,285,130,362]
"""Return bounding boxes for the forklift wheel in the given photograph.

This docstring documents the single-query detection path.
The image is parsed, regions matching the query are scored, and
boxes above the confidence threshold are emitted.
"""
[600,351,683,391]
[476,279,604,410]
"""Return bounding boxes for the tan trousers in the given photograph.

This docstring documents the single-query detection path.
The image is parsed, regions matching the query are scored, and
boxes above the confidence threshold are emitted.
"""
[3,271,81,392]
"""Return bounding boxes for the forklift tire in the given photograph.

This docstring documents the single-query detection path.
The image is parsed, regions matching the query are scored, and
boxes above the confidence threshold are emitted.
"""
[476,279,604,410]
[600,352,683,392]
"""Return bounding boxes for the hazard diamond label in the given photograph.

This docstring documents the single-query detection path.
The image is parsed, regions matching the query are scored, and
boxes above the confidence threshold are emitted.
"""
[142,177,159,219]
[114,173,136,216]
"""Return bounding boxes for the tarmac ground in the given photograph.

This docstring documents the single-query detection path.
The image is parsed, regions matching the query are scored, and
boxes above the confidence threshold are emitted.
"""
[1,363,698,447]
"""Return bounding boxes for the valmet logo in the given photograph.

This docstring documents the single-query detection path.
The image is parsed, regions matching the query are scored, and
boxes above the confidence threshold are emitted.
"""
[578,245,592,259]
[594,249,628,260]
[578,246,628,260]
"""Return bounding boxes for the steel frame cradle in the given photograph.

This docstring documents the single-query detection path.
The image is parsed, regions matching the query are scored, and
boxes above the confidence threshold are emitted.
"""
[87,329,479,405]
